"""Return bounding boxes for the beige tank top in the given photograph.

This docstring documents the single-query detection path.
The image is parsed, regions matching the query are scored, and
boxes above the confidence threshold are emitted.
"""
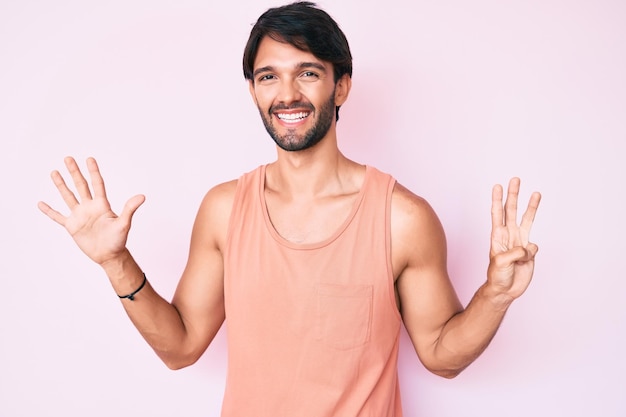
[222,164,403,416]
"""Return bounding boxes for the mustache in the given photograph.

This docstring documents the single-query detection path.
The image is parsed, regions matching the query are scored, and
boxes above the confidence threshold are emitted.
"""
[270,102,315,113]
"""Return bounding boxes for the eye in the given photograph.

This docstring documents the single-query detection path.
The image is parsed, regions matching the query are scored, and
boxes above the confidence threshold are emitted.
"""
[258,74,276,83]
[299,71,320,82]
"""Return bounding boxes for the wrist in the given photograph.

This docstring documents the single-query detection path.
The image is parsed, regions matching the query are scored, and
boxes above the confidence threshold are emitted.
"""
[99,249,133,274]
[478,283,514,312]
[100,250,144,295]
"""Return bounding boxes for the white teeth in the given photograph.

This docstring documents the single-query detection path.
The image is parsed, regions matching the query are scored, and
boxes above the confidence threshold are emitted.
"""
[277,112,308,122]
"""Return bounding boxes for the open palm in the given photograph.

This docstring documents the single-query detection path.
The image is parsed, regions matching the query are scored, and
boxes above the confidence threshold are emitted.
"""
[38,157,145,266]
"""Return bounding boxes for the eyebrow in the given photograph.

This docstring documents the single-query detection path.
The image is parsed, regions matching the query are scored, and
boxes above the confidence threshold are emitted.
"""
[253,62,328,79]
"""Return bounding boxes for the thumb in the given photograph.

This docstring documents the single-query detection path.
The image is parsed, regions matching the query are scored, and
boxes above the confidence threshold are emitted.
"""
[516,243,539,263]
[119,194,146,223]
[496,244,538,266]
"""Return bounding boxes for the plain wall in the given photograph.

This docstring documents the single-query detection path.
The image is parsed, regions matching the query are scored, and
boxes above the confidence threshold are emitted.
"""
[1,0,624,416]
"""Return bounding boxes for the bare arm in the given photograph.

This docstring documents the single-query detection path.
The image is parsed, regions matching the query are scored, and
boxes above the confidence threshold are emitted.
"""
[393,179,541,378]
[38,157,233,369]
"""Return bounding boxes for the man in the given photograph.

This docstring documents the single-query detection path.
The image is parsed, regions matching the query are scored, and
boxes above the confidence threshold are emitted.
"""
[38,2,541,416]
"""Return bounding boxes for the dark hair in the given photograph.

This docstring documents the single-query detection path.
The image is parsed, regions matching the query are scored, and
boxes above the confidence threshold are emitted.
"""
[243,1,353,120]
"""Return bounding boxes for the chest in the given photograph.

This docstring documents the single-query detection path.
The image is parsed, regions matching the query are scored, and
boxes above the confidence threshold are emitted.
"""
[264,191,359,244]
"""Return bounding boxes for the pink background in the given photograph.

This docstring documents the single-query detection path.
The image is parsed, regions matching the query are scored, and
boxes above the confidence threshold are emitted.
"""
[1,0,624,415]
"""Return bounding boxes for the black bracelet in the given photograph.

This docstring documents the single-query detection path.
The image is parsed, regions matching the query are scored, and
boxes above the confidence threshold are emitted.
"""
[118,273,147,301]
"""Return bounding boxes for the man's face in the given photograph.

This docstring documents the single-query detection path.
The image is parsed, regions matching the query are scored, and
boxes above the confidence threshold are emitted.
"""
[249,37,340,152]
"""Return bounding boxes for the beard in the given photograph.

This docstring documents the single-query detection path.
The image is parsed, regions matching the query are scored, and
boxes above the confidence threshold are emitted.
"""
[258,89,336,152]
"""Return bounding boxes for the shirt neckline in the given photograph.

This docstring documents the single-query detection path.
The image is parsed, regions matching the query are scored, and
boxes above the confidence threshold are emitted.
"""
[259,164,371,250]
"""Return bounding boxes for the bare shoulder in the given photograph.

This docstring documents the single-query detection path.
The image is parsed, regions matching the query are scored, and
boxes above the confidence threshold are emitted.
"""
[391,182,443,237]
[390,182,447,277]
[200,179,238,213]
[193,179,239,250]
[392,183,436,219]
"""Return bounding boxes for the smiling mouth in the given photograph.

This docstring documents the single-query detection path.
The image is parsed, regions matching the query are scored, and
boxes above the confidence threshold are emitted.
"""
[276,111,310,123]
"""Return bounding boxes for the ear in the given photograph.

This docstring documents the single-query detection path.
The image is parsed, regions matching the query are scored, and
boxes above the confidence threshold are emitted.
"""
[248,80,258,106]
[334,74,352,106]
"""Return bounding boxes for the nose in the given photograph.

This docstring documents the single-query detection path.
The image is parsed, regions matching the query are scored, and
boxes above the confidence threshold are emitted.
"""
[276,78,302,105]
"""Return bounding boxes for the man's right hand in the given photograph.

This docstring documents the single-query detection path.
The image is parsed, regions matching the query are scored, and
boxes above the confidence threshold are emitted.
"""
[38,156,145,266]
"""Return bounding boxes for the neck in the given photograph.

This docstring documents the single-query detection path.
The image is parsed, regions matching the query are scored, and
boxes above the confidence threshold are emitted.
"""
[266,132,361,199]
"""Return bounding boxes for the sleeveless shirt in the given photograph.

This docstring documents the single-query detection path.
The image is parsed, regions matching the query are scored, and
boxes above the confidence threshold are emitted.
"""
[222,165,403,417]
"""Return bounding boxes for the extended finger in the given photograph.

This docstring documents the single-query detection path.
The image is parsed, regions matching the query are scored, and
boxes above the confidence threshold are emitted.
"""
[37,200,67,226]
[520,191,541,244]
[504,177,520,227]
[119,194,146,224]
[86,157,108,199]
[491,183,504,229]
[51,169,80,209]
[64,156,93,201]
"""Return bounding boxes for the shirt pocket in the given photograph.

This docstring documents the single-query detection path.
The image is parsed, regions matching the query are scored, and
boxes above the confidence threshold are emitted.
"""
[315,283,373,350]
